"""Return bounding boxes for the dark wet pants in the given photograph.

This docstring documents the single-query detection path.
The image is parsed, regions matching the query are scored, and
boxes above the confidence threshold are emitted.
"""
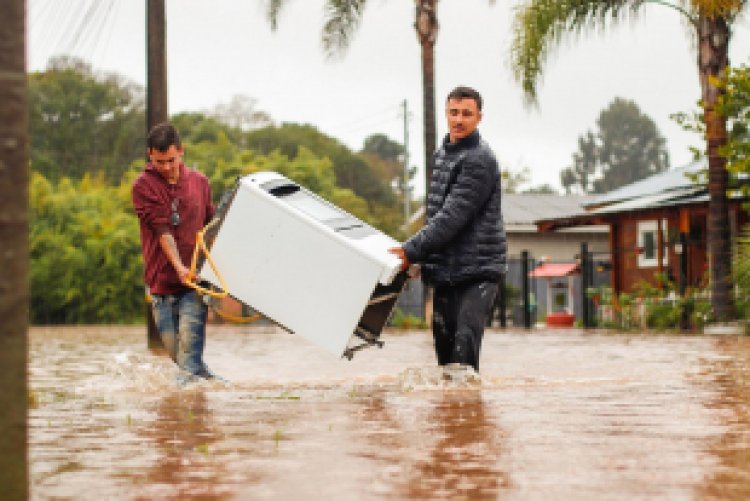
[150,289,207,375]
[432,280,499,372]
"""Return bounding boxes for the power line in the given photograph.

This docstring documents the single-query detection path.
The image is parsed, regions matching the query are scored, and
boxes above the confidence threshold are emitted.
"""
[30,0,119,68]
[78,0,117,63]
[326,103,400,131]
[60,0,100,54]
[93,0,120,64]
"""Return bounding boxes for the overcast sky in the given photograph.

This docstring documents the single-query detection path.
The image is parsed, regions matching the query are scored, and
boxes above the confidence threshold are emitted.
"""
[28,0,750,195]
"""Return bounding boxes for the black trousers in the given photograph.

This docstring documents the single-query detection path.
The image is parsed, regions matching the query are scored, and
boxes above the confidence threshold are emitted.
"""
[432,280,499,371]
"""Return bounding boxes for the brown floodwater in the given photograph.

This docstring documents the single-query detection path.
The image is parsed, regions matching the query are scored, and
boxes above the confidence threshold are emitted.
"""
[28,325,750,499]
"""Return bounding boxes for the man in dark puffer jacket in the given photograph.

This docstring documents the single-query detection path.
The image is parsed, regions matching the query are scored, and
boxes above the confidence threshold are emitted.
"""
[390,86,506,372]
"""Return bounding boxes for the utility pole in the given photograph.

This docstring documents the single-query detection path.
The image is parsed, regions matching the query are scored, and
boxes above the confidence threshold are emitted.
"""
[414,1,438,324]
[415,0,438,195]
[402,99,411,224]
[146,0,168,350]
[0,0,29,496]
[147,0,168,131]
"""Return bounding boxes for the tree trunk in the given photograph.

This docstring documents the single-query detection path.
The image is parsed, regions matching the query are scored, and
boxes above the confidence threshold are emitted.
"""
[415,0,438,193]
[698,14,734,320]
[415,0,438,323]
[0,0,29,498]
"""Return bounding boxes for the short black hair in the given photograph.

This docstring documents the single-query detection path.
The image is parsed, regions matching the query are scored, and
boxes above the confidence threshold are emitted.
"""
[446,86,483,111]
[147,122,182,152]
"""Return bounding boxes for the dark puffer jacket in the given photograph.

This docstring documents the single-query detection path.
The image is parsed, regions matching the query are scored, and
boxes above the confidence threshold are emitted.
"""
[403,130,506,285]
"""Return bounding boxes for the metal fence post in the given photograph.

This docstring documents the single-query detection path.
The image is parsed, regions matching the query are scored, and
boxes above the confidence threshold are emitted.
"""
[581,243,590,328]
[499,273,507,328]
[679,232,690,330]
[521,250,531,329]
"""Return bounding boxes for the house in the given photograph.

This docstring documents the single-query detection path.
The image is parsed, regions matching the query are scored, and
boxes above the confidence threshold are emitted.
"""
[502,193,609,260]
[535,159,749,294]
[502,194,610,324]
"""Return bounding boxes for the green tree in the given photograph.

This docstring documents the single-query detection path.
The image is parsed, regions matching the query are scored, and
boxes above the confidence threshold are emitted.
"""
[561,98,669,194]
[245,123,396,207]
[511,0,744,318]
[179,130,258,197]
[716,65,750,185]
[29,172,144,324]
[362,133,406,164]
[167,119,406,236]
[561,131,597,194]
[29,143,398,326]
[360,133,409,204]
[29,56,144,183]
[171,112,242,145]
[179,135,407,235]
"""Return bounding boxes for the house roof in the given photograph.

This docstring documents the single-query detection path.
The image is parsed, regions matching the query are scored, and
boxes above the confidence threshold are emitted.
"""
[584,159,706,209]
[589,186,707,215]
[404,193,607,233]
[535,159,711,231]
[503,193,594,224]
[529,262,579,278]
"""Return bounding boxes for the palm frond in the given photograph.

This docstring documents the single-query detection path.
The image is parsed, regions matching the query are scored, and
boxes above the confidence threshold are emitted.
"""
[265,0,287,31]
[510,0,638,104]
[322,0,368,57]
[690,0,746,18]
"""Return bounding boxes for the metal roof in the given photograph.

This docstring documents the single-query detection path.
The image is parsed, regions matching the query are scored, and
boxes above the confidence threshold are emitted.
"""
[503,193,594,225]
[585,159,706,209]
[589,186,707,214]
[406,193,603,231]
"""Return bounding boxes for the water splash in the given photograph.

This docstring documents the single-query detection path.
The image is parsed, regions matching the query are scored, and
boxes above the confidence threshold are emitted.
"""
[110,351,178,391]
[399,365,482,392]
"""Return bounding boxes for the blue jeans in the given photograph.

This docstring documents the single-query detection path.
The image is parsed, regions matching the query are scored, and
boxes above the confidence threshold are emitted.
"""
[150,289,207,375]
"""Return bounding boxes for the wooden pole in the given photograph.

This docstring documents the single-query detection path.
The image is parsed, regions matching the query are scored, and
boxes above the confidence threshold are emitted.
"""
[146,0,168,350]
[147,0,168,131]
[0,0,29,496]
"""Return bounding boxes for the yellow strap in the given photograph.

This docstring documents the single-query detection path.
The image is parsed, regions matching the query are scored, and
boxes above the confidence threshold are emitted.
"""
[185,219,229,298]
[212,308,263,324]
[180,219,263,324]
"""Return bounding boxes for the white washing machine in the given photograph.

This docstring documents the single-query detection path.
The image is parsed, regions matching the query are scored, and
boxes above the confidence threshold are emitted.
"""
[199,171,407,359]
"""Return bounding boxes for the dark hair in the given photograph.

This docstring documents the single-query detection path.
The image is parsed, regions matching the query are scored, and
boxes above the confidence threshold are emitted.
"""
[446,86,483,111]
[147,122,182,152]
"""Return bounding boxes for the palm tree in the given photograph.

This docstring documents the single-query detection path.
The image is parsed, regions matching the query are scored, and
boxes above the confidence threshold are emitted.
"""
[0,0,29,496]
[265,0,451,194]
[510,0,745,319]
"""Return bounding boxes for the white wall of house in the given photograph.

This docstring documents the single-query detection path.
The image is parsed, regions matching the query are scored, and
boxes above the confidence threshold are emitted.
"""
[506,227,609,260]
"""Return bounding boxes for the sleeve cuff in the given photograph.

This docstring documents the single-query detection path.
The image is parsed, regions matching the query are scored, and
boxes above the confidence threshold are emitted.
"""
[403,241,419,263]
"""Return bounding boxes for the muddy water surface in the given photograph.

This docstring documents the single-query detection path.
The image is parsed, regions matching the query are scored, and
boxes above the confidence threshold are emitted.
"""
[28,326,750,499]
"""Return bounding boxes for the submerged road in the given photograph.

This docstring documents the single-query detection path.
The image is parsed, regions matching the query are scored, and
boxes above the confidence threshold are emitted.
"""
[28,325,750,499]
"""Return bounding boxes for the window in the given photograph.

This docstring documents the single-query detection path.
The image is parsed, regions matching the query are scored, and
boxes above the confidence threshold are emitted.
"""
[549,281,569,312]
[637,220,668,268]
